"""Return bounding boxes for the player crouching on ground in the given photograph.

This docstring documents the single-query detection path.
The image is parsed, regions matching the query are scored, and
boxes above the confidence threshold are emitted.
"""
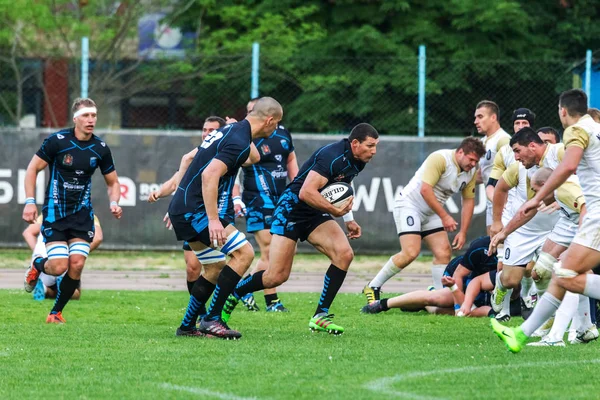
[361,236,497,317]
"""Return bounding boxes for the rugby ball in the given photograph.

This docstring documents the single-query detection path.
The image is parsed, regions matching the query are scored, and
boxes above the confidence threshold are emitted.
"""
[320,182,354,209]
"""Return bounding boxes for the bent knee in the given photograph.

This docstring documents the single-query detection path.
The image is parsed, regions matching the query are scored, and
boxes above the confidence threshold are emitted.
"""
[332,246,354,268]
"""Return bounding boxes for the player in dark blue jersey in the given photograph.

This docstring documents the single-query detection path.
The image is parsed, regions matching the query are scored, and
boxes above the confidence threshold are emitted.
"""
[219,123,379,335]
[149,116,226,300]
[22,97,122,324]
[168,97,283,339]
[235,98,299,312]
[361,236,498,317]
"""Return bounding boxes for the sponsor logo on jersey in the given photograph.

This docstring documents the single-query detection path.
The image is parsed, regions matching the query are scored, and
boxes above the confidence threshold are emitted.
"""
[90,157,97,167]
[334,174,345,182]
[261,144,271,155]
[280,140,289,150]
[275,154,282,162]
[101,142,106,147]
[486,149,491,160]
[62,154,73,166]
[459,182,467,191]
[57,134,64,139]
[76,170,84,175]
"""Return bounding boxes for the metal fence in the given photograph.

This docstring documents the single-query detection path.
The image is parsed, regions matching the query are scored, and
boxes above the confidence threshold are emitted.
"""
[0,50,584,136]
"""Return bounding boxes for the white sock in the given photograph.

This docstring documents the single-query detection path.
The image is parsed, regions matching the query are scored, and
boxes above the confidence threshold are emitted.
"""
[431,264,445,290]
[501,288,513,315]
[522,293,562,337]
[546,291,578,342]
[369,257,401,288]
[575,294,593,333]
[582,274,600,300]
[521,276,533,298]
[496,271,507,291]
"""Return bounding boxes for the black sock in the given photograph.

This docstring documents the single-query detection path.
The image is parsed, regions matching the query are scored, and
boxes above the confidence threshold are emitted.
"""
[33,257,47,273]
[186,280,197,295]
[381,298,389,311]
[234,271,266,299]
[51,274,80,314]
[205,266,242,321]
[180,276,216,330]
[264,293,278,307]
[314,264,347,317]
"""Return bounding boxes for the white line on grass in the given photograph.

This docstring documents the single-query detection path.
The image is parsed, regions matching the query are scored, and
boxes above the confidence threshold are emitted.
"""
[365,358,600,400]
[160,383,263,400]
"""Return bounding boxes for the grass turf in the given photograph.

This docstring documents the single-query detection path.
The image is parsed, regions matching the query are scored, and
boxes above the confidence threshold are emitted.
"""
[1,289,598,399]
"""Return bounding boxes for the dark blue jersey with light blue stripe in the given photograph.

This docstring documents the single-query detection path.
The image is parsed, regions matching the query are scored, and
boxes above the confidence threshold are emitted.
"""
[242,125,294,206]
[35,128,115,224]
[284,139,365,215]
[444,236,497,281]
[168,120,252,219]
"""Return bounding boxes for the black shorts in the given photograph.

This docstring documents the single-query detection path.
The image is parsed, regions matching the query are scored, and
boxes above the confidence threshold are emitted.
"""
[243,192,279,233]
[41,209,95,244]
[269,192,333,242]
[169,212,231,247]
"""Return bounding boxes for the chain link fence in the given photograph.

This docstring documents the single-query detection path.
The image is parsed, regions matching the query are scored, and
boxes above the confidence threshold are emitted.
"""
[0,52,582,135]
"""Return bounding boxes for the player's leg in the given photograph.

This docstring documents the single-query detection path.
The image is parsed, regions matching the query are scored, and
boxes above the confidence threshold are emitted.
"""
[492,241,600,353]
[45,237,90,323]
[183,244,202,294]
[422,227,452,290]
[252,229,287,312]
[361,289,453,314]
[24,238,69,292]
[364,206,424,302]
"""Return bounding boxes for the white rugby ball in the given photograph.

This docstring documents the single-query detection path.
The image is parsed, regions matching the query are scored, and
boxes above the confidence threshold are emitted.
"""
[320,182,354,209]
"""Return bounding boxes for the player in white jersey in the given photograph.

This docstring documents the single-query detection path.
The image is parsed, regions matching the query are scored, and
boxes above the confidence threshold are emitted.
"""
[363,137,485,303]
[488,128,566,319]
[491,89,600,353]
[474,100,511,232]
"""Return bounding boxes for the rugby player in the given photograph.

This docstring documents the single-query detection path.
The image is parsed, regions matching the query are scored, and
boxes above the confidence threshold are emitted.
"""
[363,137,485,304]
[23,98,122,323]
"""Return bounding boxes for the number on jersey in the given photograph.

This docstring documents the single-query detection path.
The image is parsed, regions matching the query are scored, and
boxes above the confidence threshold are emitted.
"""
[201,131,224,149]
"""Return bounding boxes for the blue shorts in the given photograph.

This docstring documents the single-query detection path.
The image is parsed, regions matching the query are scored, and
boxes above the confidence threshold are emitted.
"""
[269,191,332,242]
[245,206,275,233]
[41,209,95,244]
[170,212,231,247]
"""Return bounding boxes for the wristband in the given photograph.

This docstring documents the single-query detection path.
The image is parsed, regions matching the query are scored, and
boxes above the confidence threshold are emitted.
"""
[25,197,36,205]
[110,201,118,207]
[450,284,458,292]
[342,211,354,222]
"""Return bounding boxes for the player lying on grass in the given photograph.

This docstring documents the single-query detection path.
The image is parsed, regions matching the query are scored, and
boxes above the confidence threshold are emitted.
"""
[361,236,497,316]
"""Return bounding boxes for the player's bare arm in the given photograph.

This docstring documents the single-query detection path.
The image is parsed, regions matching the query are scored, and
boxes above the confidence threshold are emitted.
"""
[22,155,48,223]
[490,177,510,237]
[451,264,471,292]
[298,171,353,218]
[104,171,123,219]
[201,158,229,247]
[520,146,583,217]
[242,143,260,167]
[286,151,299,181]
[420,182,456,232]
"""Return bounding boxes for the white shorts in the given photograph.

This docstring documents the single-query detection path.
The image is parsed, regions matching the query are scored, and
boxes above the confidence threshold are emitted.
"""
[573,212,600,252]
[547,215,578,248]
[504,225,549,267]
[486,199,493,226]
[393,202,443,236]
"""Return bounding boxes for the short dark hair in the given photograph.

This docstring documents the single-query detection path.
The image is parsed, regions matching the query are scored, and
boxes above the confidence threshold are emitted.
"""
[536,126,561,143]
[476,100,499,118]
[205,116,226,127]
[510,126,543,147]
[349,123,379,142]
[457,137,485,157]
[559,89,588,117]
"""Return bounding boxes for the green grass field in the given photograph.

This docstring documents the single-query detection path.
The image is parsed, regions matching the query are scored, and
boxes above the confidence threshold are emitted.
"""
[2,289,598,399]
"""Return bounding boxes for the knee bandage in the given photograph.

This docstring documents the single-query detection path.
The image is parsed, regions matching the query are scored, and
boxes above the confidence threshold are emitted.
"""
[47,243,69,260]
[553,260,578,279]
[69,242,91,258]
[195,248,226,265]
[532,252,556,282]
[219,230,248,256]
